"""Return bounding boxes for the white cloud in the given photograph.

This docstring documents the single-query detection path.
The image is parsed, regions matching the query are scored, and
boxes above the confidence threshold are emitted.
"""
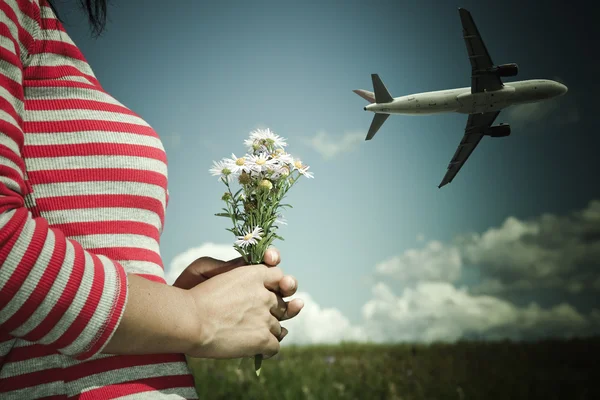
[460,200,600,293]
[375,240,462,284]
[164,242,240,285]
[362,282,597,343]
[304,131,364,159]
[282,292,367,345]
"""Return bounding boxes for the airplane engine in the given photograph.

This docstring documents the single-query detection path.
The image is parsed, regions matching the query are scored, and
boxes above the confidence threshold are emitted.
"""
[495,63,519,77]
[484,124,511,137]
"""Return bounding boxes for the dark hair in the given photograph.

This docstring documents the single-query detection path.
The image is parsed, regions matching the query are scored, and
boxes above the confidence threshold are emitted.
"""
[46,0,108,38]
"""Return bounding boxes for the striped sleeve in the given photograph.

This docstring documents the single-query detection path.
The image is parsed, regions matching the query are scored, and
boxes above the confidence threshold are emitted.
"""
[0,0,128,361]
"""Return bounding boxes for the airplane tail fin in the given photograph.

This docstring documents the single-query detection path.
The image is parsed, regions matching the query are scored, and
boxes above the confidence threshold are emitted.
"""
[366,113,390,140]
[371,74,393,103]
[359,74,393,140]
[353,89,376,103]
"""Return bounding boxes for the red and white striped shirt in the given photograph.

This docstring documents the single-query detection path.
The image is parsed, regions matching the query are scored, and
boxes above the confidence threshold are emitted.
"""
[0,0,198,398]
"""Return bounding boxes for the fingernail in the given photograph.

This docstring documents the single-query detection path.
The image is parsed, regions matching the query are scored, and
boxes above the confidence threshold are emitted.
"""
[287,277,296,291]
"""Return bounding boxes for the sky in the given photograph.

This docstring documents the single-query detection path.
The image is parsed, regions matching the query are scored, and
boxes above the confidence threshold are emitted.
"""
[56,0,599,344]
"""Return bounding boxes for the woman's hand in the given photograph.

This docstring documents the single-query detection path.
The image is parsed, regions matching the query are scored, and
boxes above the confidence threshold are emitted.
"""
[173,247,303,317]
[185,263,298,359]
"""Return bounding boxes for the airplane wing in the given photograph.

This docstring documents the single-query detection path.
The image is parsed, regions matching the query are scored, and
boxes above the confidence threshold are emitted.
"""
[458,8,503,93]
[438,111,500,188]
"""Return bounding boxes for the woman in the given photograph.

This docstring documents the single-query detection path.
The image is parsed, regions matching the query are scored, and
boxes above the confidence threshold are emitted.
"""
[0,0,304,398]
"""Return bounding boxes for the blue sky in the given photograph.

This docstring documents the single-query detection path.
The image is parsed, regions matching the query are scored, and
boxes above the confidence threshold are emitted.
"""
[58,0,599,343]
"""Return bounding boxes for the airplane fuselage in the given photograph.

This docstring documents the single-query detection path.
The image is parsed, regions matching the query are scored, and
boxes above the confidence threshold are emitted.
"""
[364,79,567,115]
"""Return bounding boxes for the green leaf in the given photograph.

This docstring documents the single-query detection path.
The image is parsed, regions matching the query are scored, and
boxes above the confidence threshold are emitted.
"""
[278,204,293,209]
[216,213,245,221]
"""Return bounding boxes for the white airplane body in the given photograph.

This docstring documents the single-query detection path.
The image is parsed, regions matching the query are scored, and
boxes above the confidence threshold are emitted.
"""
[354,8,568,188]
[358,80,566,116]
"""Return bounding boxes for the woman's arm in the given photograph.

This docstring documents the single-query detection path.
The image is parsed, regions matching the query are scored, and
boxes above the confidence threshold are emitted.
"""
[102,274,198,355]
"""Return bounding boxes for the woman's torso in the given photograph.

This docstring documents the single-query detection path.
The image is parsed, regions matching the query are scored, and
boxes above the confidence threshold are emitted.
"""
[0,1,198,398]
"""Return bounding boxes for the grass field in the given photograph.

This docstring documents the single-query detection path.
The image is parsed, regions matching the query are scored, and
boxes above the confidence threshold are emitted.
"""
[187,338,599,399]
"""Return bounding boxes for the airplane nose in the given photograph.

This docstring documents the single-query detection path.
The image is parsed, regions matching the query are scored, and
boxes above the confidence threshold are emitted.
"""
[560,83,568,95]
[364,106,367,111]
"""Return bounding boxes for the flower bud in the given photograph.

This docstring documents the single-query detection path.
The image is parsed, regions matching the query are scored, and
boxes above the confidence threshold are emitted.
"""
[244,201,257,212]
[238,171,251,185]
[222,167,231,176]
[221,192,231,201]
[279,167,290,178]
[258,179,273,191]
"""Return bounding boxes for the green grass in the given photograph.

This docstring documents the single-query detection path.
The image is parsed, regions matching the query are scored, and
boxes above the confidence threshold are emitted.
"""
[187,338,599,399]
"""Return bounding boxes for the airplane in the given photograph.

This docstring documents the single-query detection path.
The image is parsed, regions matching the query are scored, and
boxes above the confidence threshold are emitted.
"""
[354,7,568,188]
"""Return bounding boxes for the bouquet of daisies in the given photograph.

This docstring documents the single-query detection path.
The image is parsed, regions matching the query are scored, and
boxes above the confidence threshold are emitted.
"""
[209,128,313,374]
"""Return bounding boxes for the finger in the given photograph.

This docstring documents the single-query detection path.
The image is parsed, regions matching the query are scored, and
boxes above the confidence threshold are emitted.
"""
[263,247,280,266]
[262,266,284,292]
[262,334,281,359]
[268,315,283,340]
[270,293,287,320]
[280,298,304,321]
[278,327,288,342]
[278,275,297,297]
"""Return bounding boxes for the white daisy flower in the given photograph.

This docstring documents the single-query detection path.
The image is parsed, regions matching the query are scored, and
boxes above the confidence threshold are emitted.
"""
[247,152,275,174]
[271,149,294,166]
[228,153,252,175]
[249,128,287,149]
[244,137,261,153]
[209,159,233,181]
[292,159,314,179]
[270,165,290,180]
[235,226,263,248]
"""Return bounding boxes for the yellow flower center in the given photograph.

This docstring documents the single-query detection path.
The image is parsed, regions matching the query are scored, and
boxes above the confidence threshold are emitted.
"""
[256,159,266,166]
[294,160,303,169]
[243,233,253,241]
[236,158,245,166]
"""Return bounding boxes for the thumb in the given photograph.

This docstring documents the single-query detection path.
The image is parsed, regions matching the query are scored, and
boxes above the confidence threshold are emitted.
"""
[173,256,247,289]
[205,256,246,278]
